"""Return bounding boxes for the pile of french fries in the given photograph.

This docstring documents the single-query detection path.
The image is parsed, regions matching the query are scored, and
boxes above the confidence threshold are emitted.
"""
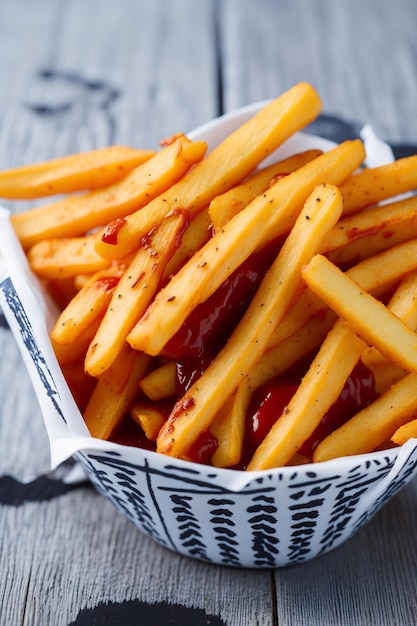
[5,82,417,470]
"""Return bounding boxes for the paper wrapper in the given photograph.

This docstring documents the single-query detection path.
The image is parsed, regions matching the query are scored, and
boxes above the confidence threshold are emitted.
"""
[1,107,417,568]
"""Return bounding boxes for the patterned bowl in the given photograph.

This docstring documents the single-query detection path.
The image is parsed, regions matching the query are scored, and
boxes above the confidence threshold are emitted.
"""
[1,103,417,568]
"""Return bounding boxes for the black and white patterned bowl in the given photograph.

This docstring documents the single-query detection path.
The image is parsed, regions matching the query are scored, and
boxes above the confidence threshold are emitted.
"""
[1,103,417,568]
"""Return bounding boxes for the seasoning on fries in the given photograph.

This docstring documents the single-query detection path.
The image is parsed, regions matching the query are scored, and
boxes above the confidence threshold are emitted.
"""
[5,81,417,471]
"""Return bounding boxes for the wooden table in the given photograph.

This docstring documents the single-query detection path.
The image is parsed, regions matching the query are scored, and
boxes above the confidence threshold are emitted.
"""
[1,1,417,624]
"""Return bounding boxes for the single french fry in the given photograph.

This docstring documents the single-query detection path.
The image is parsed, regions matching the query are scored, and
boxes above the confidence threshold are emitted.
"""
[51,317,102,365]
[247,320,366,470]
[210,392,245,468]
[302,253,417,375]
[340,154,417,216]
[27,235,111,279]
[209,149,322,232]
[313,372,417,461]
[139,361,178,401]
[321,195,417,265]
[11,135,206,249]
[391,418,417,446]
[361,269,417,393]
[130,404,168,441]
[0,145,155,199]
[51,267,124,345]
[321,195,417,253]
[163,208,212,278]
[83,346,151,440]
[127,140,365,356]
[156,184,344,459]
[85,210,188,377]
[95,83,323,260]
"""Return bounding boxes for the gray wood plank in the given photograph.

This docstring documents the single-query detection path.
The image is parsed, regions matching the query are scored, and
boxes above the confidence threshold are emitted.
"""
[220,0,417,143]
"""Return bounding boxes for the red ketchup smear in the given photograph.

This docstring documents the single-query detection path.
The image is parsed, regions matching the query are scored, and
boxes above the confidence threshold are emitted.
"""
[347,224,385,241]
[111,415,157,452]
[101,217,127,245]
[94,275,121,292]
[186,430,218,465]
[239,359,377,468]
[162,242,279,393]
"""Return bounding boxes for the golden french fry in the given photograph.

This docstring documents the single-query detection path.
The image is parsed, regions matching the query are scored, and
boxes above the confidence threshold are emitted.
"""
[11,135,206,249]
[127,140,364,356]
[361,269,417,394]
[51,267,124,345]
[94,83,323,260]
[51,317,102,365]
[210,392,245,468]
[27,235,111,279]
[83,347,151,440]
[156,184,344,459]
[313,372,417,461]
[139,361,178,401]
[0,145,155,199]
[163,208,212,278]
[130,404,168,441]
[209,149,322,232]
[85,210,188,377]
[340,154,417,215]
[391,418,417,446]
[302,253,417,375]
[321,195,417,265]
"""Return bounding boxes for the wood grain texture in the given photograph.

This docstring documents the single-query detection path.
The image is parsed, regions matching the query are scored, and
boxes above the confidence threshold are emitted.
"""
[1,0,417,624]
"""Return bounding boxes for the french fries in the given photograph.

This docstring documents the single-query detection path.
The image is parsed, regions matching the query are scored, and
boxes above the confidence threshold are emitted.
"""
[156,184,344,458]
[127,140,364,355]
[6,83,417,470]
[0,145,155,199]
[11,135,206,249]
[94,82,323,260]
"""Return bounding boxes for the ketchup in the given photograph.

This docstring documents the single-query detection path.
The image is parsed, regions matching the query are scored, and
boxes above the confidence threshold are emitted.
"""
[240,359,377,468]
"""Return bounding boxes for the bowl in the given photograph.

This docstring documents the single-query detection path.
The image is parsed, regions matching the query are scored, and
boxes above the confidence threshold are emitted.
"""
[1,103,417,568]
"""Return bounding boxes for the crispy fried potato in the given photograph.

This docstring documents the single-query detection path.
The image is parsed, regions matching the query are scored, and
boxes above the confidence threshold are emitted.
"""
[139,361,178,401]
[83,347,151,440]
[51,267,125,345]
[340,154,417,215]
[0,145,155,199]
[85,211,188,377]
[391,418,417,446]
[11,135,206,249]
[247,320,366,470]
[313,373,417,461]
[28,235,111,279]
